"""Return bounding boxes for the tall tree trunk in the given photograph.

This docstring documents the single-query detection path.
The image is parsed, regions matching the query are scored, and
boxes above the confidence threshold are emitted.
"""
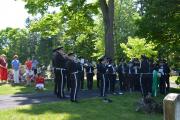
[99,0,114,59]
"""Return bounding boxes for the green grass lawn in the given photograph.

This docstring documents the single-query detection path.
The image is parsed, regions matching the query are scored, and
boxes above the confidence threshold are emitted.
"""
[1,79,179,120]
[0,79,97,95]
[0,78,179,95]
[0,80,54,95]
[0,93,163,120]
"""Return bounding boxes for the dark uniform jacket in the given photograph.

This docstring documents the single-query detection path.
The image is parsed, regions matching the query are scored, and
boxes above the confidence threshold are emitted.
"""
[117,63,127,74]
[140,59,149,73]
[98,63,107,74]
[163,63,170,75]
[107,64,116,75]
[85,64,94,74]
[52,51,66,69]
[66,60,78,74]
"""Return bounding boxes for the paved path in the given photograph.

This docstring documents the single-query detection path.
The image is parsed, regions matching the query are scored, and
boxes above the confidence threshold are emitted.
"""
[170,82,178,88]
[0,82,178,110]
[0,90,99,110]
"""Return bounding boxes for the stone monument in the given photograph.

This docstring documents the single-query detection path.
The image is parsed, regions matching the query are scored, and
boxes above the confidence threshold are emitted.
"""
[163,93,180,120]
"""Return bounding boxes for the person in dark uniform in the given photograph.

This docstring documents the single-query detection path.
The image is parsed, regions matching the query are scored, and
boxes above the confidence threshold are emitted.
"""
[163,60,170,93]
[149,58,155,73]
[99,57,112,103]
[107,59,117,94]
[66,69,71,92]
[96,60,101,89]
[66,53,80,102]
[77,57,85,90]
[140,55,151,97]
[117,58,127,94]
[52,47,67,98]
[127,61,134,92]
[85,61,94,90]
[158,60,168,94]
[148,58,154,93]
[132,58,141,91]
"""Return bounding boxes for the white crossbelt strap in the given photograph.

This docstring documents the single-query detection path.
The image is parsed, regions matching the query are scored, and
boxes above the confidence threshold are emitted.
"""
[102,74,105,97]
[140,74,143,95]
[60,69,63,97]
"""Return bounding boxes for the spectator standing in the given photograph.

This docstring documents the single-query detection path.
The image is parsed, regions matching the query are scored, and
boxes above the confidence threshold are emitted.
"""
[11,55,20,84]
[25,58,33,85]
[0,55,3,82]
[0,54,8,83]
[32,57,39,75]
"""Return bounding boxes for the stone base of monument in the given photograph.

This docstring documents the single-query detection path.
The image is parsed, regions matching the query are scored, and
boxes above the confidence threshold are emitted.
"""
[163,93,180,120]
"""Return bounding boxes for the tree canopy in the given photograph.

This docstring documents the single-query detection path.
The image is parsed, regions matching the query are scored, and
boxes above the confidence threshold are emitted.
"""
[0,0,179,67]
[120,37,157,60]
[136,0,179,65]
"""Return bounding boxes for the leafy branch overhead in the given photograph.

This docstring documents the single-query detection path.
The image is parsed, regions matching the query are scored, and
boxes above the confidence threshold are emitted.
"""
[120,37,157,59]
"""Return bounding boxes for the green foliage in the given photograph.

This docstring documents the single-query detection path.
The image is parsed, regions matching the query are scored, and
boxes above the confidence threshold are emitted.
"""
[175,76,180,86]
[120,37,157,59]
[0,28,29,64]
[74,33,96,60]
[92,17,105,60]
[23,0,60,15]
[114,0,140,60]
[30,13,62,38]
[136,0,179,66]
[0,82,54,95]
[93,38,105,60]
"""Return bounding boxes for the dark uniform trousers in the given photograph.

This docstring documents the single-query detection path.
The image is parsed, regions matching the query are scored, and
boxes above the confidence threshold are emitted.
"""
[54,69,58,95]
[97,72,100,88]
[159,75,166,94]
[87,73,94,90]
[133,74,141,91]
[140,73,152,97]
[109,74,116,93]
[79,71,84,89]
[106,74,110,92]
[127,73,134,92]
[55,69,66,98]
[70,72,80,101]
[118,73,126,91]
[66,72,71,91]
[100,73,108,97]
[165,74,170,93]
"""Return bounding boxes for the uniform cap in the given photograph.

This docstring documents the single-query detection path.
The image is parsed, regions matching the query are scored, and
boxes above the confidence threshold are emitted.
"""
[53,46,63,52]
[68,52,74,56]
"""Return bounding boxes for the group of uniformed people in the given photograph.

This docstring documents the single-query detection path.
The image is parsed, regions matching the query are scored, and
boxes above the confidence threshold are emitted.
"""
[52,46,170,103]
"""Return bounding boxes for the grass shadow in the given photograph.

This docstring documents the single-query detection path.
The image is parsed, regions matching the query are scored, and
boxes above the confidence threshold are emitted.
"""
[11,93,163,120]
[0,80,54,95]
